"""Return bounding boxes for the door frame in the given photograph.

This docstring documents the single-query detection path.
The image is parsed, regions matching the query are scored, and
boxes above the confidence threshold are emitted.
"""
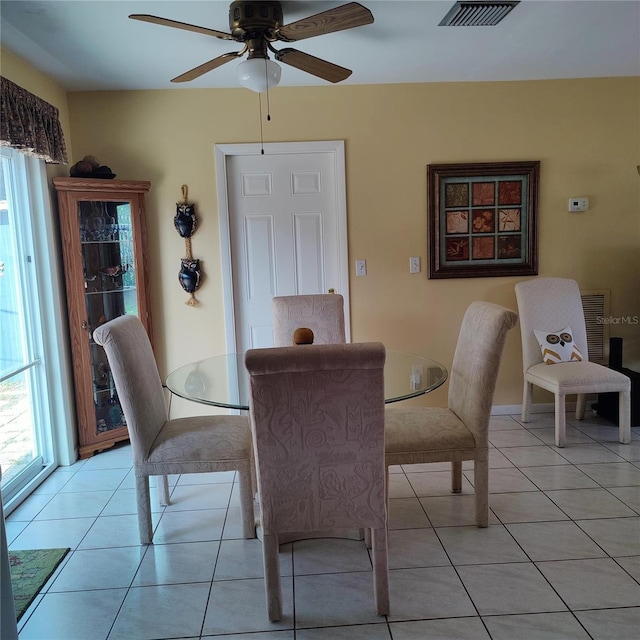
[215,140,350,352]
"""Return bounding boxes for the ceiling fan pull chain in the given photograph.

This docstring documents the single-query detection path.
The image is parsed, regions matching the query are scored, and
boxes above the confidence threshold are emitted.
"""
[264,59,272,122]
[258,92,265,155]
[266,87,272,122]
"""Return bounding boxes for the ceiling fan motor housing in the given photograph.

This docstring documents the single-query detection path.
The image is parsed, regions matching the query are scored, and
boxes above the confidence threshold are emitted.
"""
[229,1,283,40]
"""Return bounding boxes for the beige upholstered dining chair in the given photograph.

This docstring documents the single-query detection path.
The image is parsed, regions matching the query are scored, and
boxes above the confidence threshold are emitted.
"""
[272,293,346,346]
[515,277,630,447]
[93,315,255,544]
[385,301,518,528]
[246,342,389,621]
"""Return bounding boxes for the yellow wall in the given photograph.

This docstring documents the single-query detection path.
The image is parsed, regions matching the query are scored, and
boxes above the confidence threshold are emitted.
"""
[63,79,639,412]
[3,46,639,413]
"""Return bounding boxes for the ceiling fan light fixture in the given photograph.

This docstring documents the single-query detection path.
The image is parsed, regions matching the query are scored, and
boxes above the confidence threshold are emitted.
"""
[236,57,281,92]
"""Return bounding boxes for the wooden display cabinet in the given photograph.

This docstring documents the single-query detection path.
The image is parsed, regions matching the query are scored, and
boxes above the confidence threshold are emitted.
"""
[53,178,153,458]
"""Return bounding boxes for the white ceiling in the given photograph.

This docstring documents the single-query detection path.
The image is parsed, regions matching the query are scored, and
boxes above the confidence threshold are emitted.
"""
[1,0,638,92]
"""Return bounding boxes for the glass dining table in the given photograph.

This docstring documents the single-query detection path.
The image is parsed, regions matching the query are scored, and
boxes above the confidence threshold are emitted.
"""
[165,349,447,410]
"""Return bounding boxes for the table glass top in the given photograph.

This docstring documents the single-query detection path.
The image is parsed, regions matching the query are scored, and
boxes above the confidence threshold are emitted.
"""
[165,349,447,411]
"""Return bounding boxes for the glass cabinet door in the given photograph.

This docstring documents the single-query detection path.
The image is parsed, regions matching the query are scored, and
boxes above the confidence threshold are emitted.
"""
[79,200,137,434]
[53,177,151,458]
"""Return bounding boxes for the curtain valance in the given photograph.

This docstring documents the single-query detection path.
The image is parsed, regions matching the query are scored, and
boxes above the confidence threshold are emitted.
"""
[0,76,68,164]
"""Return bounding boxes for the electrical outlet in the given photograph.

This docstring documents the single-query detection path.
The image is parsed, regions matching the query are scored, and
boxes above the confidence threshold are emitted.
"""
[410,256,421,273]
[355,259,367,276]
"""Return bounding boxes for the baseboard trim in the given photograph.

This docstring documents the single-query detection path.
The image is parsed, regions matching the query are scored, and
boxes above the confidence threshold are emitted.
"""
[491,402,579,416]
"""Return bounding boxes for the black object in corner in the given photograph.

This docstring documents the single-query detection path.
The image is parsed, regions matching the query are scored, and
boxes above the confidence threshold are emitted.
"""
[595,337,639,427]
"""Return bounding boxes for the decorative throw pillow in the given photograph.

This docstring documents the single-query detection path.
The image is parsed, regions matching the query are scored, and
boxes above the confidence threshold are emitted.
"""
[534,327,583,364]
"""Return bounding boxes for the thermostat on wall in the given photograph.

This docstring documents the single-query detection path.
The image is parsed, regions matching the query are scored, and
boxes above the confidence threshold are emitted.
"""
[568,197,589,212]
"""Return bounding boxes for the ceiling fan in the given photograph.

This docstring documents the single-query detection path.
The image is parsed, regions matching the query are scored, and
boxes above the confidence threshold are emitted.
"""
[129,1,374,92]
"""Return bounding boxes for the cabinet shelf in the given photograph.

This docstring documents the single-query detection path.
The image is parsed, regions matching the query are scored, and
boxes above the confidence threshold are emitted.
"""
[81,240,126,246]
[93,386,115,395]
[53,177,153,459]
[85,286,136,296]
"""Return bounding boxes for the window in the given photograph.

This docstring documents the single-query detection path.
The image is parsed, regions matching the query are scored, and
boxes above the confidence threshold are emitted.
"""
[0,147,74,510]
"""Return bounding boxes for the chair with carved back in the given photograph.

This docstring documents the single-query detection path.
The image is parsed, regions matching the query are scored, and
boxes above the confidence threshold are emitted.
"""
[245,342,389,621]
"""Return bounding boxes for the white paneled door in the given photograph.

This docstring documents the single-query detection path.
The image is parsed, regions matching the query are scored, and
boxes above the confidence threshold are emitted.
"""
[216,142,350,354]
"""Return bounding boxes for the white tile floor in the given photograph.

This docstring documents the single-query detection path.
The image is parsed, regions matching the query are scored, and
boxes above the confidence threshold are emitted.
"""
[6,411,640,640]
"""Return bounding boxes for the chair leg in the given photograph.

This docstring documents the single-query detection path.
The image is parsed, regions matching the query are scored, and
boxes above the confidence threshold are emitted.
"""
[474,454,489,528]
[521,381,533,422]
[451,461,462,493]
[238,464,256,539]
[262,533,282,622]
[364,464,389,549]
[158,475,170,506]
[575,393,587,420]
[371,527,390,616]
[384,464,391,507]
[619,390,631,444]
[368,465,390,549]
[135,475,153,544]
[555,394,567,448]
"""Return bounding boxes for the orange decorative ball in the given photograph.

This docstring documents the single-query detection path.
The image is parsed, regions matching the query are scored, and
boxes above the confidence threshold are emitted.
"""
[293,327,314,345]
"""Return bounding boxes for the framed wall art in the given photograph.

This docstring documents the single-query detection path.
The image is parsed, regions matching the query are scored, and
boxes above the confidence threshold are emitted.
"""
[427,161,539,279]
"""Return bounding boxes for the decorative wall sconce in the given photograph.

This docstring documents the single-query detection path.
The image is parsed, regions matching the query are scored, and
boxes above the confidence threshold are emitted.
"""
[175,185,202,306]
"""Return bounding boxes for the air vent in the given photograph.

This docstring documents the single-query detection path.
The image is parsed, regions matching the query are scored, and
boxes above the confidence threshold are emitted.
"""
[439,1,519,27]
[581,289,610,364]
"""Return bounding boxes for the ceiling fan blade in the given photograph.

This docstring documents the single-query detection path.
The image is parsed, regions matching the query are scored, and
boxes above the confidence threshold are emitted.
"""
[276,2,373,42]
[275,48,352,83]
[129,14,232,40]
[171,52,241,83]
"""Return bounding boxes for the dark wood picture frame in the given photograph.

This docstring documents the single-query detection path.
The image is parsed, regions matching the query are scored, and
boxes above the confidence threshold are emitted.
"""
[428,161,539,279]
